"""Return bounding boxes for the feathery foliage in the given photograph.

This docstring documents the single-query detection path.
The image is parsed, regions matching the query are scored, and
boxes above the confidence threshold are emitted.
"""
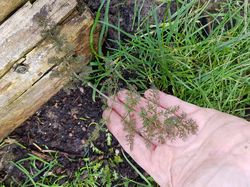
[123,89,198,149]
[89,83,198,149]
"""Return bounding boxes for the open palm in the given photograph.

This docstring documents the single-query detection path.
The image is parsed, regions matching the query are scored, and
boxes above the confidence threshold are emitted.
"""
[103,89,250,187]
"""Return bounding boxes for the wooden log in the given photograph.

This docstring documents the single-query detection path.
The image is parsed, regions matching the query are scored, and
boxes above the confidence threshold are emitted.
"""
[0,0,28,23]
[0,0,77,78]
[0,0,99,140]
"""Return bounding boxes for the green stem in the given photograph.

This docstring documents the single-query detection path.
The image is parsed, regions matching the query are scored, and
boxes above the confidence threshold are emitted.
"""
[87,82,109,100]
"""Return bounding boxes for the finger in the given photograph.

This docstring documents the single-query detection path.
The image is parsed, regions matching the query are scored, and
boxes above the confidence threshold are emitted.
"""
[144,89,200,114]
[116,89,164,113]
[102,108,155,170]
[107,96,144,134]
[107,96,131,120]
[107,93,146,130]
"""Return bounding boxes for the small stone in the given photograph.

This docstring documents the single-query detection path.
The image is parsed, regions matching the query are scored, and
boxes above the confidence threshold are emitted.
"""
[46,110,57,120]
[54,103,59,108]
[82,127,87,132]
[71,108,78,115]
[79,87,84,93]
[55,167,63,174]
[81,139,86,144]
[98,155,104,160]
[52,123,59,129]
[69,133,73,137]
[73,114,78,120]
[115,149,120,155]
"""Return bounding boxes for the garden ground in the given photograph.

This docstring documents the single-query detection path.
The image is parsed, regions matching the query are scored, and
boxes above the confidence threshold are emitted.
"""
[0,0,249,186]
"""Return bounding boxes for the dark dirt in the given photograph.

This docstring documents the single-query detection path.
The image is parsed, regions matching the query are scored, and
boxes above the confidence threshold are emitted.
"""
[2,85,151,185]
[84,0,170,48]
[12,86,103,155]
[0,1,162,185]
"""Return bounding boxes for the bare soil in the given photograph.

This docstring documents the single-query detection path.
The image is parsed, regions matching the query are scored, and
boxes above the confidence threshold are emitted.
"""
[3,85,148,185]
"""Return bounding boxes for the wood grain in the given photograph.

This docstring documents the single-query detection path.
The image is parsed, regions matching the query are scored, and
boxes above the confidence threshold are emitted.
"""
[0,0,28,23]
[0,0,77,78]
[0,1,100,140]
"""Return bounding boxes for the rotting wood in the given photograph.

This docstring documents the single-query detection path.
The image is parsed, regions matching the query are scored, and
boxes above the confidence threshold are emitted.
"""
[0,10,94,109]
[0,1,100,140]
[0,0,78,78]
[0,0,28,23]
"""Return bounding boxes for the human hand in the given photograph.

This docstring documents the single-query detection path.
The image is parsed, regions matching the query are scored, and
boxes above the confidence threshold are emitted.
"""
[103,89,250,187]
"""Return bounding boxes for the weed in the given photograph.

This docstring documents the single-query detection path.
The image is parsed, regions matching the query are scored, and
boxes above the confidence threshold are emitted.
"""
[88,83,198,149]
[3,149,153,187]
[121,150,153,186]
[11,153,61,187]
[122,89,140,150]
[139,90,198,144]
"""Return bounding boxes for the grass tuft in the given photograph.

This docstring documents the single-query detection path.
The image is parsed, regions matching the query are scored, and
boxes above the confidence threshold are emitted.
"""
[89,0,250,118]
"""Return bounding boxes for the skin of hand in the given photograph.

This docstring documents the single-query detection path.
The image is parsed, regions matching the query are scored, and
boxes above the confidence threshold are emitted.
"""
[103,89,250,187]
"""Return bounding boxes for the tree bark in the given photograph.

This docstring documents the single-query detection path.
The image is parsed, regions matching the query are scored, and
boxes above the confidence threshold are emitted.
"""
[0,0,99,140]
[0,0,28,23]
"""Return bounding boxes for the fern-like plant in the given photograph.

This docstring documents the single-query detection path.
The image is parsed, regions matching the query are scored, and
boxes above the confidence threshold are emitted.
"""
[88,83,198,150]
[124,89,198,149]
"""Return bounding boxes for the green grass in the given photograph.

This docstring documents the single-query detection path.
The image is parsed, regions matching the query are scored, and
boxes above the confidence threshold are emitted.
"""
[1,144,154,187]
[89,0,250,118]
